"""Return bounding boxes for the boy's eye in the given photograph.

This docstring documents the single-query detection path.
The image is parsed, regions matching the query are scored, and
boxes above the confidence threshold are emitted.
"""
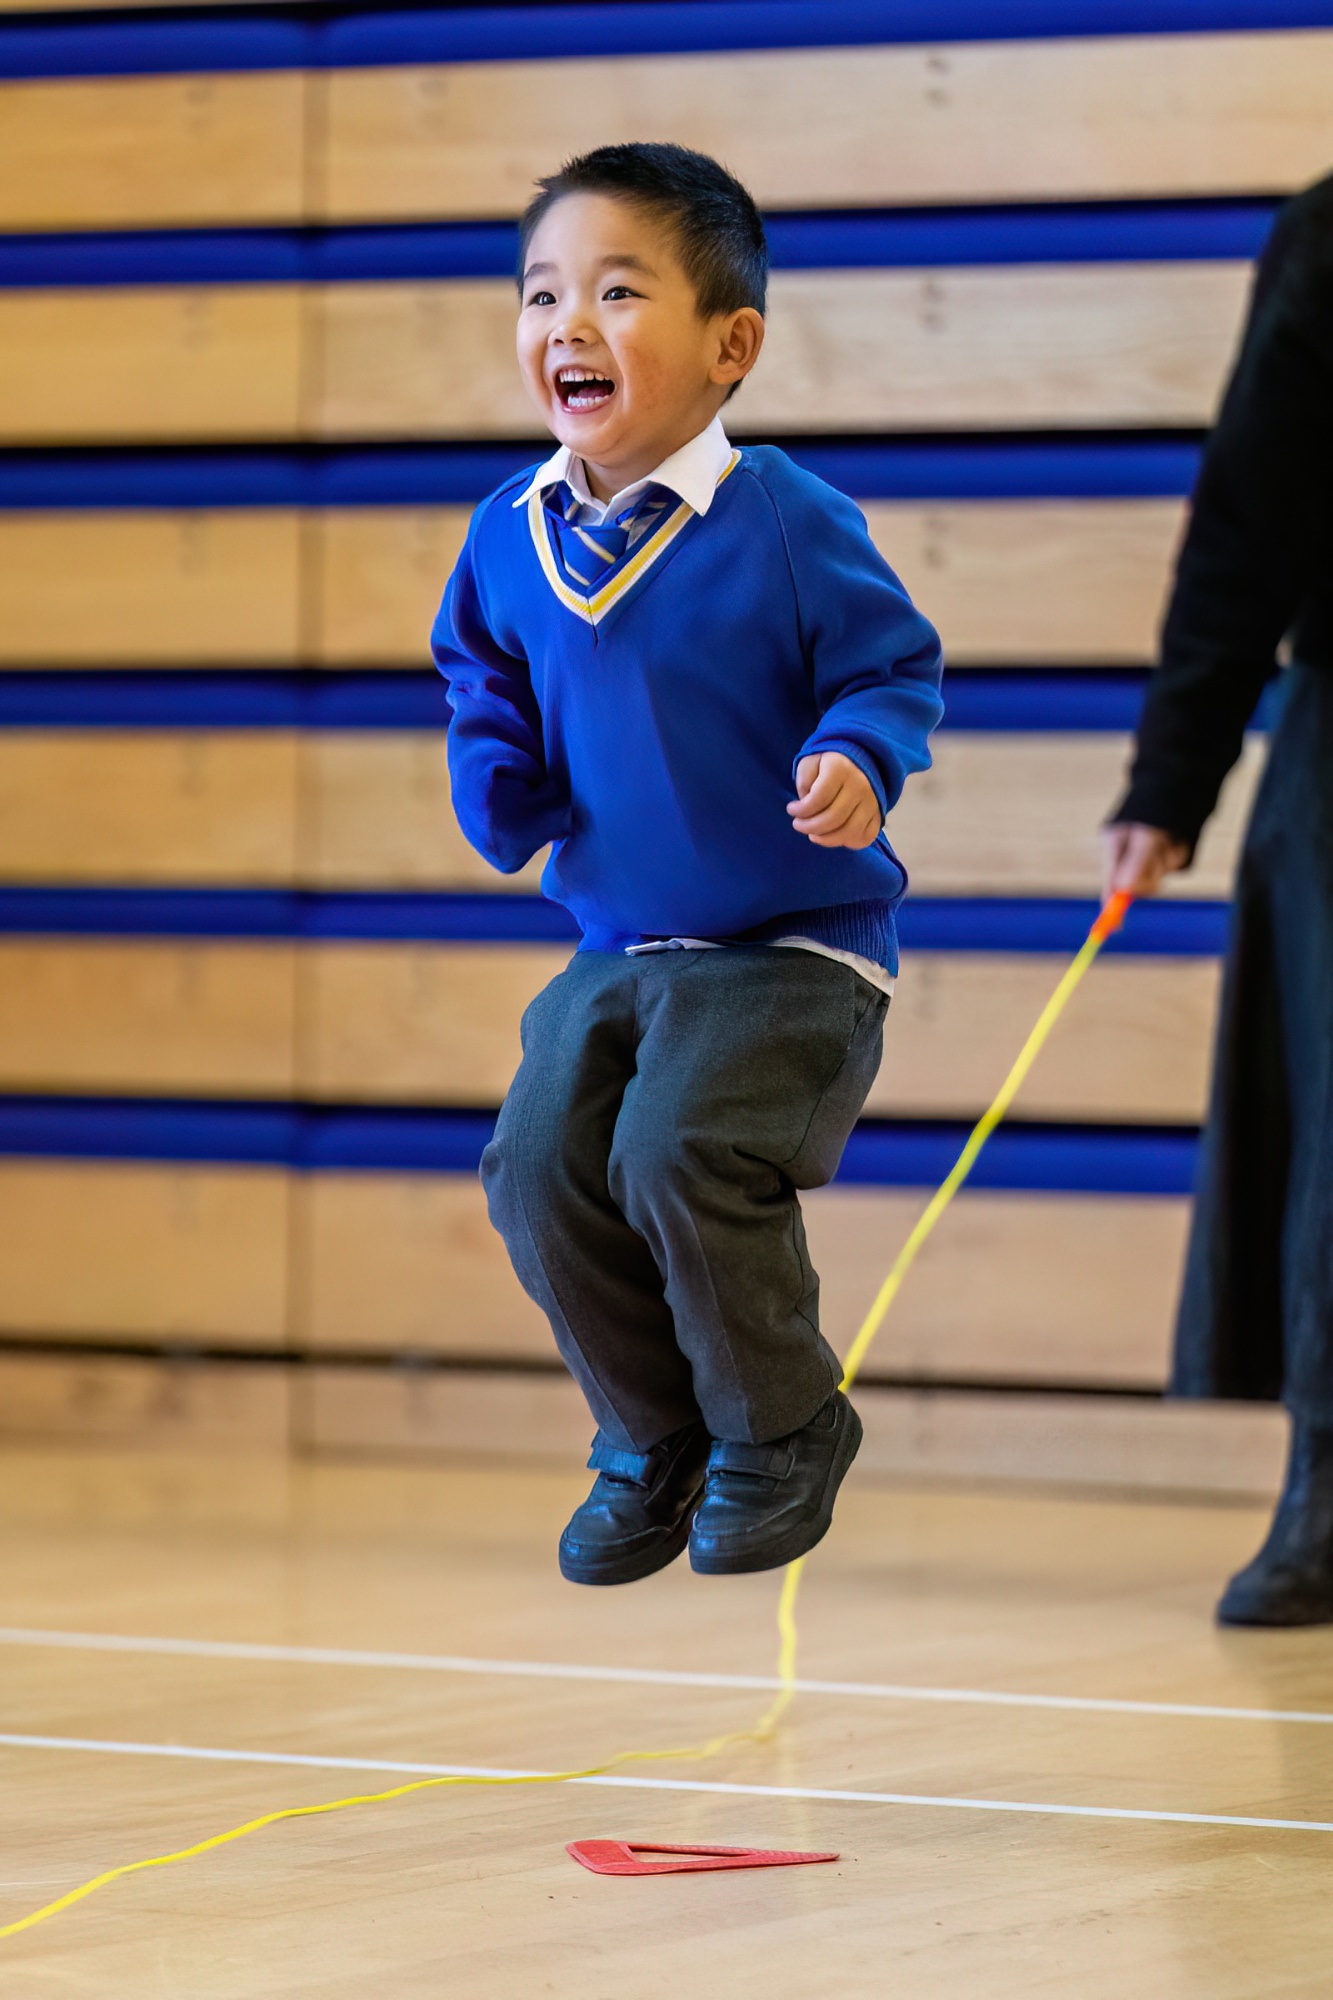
[603,285,638,301]
[526,290,556,308]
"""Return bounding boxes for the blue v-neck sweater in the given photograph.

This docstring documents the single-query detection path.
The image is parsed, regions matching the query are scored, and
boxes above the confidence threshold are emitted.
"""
[432,445,943,976]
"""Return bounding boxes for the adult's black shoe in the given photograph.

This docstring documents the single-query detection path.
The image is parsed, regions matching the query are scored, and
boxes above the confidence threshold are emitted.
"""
[558,1421,710,1586]
[688,1391,862,1577]
[1217,1419,1333,1627]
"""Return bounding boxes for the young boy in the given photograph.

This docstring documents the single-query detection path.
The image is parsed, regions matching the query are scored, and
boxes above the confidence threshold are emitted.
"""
[433,143,943,1585]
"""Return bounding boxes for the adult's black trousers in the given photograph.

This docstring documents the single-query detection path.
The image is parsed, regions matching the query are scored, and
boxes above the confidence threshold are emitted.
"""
[1173,663,1333,1423]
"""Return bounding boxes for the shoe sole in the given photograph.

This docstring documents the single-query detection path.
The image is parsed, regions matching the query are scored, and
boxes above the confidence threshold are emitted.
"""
[558,1486,703,1587]
[688,1400,864,1577]
[1216,1595,1333,1628]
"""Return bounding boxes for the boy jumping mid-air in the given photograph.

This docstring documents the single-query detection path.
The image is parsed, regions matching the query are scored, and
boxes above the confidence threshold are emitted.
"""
[433,144,943,1584]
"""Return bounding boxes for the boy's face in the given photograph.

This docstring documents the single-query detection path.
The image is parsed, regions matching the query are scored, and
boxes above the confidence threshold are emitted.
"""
[517,192,763,490]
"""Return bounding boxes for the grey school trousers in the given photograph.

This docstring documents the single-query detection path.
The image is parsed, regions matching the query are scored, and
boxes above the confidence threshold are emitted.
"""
[481,946,888,1450]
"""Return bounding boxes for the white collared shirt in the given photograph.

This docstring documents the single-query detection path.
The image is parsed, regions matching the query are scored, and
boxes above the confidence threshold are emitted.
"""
[513,415,734,531]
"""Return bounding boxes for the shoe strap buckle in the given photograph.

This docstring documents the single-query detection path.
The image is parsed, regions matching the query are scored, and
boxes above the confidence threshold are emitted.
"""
[588,1435,656,1483]
[709,1439,794,1480]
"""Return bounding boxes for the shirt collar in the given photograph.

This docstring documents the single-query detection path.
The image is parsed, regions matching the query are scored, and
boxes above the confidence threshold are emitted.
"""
[511,415,733,519]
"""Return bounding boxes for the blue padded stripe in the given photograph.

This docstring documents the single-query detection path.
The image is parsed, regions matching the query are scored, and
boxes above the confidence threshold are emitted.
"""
[0,1093,301,1164]
[838,1119,1199,1193]
[941,670,1280,732]
[0,886,1229,955]
[3,6,1330,80]
[0,1092,1199,1191]
[0,668,1280,736]
[787,438,1203,499]
[898,896,1231,956]
[323,3,1333,64]
[765,201,1276,269]
[0,438,1203,510]
[0,15,310,81]
[0,670,451,729]
[0,888,304,939]
[942,670,1151,731]
[0,446,534,509]
[0,886,581,943]
[0,203,1277,290]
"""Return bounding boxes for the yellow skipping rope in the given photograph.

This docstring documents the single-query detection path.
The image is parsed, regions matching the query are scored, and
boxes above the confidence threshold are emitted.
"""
[0,889,1133,1945]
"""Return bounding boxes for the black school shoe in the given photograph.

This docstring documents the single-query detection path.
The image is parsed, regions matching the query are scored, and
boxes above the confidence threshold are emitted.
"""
[688,1391,863,1576]
[559,1420,711,1586]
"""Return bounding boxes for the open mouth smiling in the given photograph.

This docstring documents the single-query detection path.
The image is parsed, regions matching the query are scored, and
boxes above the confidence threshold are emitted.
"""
[554,367,617,412]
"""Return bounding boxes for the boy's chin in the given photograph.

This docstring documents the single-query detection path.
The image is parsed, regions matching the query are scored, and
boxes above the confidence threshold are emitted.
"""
[549,408,621,454]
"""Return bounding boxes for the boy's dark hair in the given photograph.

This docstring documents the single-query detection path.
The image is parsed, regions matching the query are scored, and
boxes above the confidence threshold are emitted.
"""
[518,142,768,319]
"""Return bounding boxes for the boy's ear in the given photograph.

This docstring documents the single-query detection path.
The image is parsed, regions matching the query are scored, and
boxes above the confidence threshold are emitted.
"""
[709,307,765,389]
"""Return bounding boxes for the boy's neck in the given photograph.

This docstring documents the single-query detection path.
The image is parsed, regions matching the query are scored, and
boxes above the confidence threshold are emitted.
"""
[576,409,724,503]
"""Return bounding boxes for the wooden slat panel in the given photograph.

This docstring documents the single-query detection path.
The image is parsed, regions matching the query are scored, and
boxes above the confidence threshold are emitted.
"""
[300,1360,590,1462]
[0,510,304,666]
[308,729,1252,897]
[310,498,1182,668]
[0,498,1178,668]
[0,728,1246,892]
[0,940,297,1096]
[894,730,1261,898]
[321,34,1333,218]
[294,943,1212,1121]
[866,499,1184,665]
[0,286,303,443]
[300,942,569,1102]
[0,732,301,883]
[302,1365,1287,1497]
[804,1187,1186,1388]
[0,1353,292,1454]
[300,1171,551,1358]
[298,1169,1185,1389]
[848,1382,1285,1497]
[0,1160,289,1345]
[314,279,528,438]
[871,953,1220,1123]
[0,1360,290,1456]
[0,938,1216,1122]
[742,265,1250,433]
[312,264,1249,437]
[314,506,468,664]
[0,73,305,230]
[302,732,546,889]
[877,953,1219,1122]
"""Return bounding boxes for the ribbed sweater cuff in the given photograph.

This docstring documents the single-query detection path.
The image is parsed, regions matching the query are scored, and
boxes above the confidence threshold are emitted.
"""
[1106,782,1210,857]
[795,739,890,819]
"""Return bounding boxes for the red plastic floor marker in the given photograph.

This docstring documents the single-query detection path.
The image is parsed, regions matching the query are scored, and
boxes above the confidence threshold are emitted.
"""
[567,1840,839,1877]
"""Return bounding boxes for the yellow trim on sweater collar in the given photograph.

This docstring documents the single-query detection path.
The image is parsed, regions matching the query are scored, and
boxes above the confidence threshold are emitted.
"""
[527,451,740,627]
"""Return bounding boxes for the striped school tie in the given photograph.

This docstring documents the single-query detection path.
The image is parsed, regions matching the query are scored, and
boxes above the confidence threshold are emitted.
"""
[543,480,675,590]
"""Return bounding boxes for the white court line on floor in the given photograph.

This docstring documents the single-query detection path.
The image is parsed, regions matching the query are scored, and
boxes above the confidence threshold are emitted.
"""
[0,1731,1330,1836]
[0,1626,1328,1728]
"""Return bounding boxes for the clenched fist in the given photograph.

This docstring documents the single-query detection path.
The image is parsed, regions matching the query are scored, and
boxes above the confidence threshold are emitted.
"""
[787,751,882,850]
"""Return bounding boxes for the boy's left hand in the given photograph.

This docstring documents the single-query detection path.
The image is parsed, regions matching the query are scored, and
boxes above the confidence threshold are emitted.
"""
[787,752,882,849]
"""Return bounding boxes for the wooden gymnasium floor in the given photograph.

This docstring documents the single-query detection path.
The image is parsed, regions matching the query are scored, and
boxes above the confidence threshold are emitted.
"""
[0,1444,1330,1997]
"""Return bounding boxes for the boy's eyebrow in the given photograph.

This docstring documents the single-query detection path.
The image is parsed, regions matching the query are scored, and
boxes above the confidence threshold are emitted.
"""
[520,252,660,287]
[596,252,658,277]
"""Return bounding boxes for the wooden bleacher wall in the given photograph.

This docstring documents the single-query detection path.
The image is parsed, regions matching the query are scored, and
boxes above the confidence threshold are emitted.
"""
[0,0,1318,1486]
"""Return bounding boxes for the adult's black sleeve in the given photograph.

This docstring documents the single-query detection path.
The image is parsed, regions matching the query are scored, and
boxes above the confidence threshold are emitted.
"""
[1111,181,1333,851]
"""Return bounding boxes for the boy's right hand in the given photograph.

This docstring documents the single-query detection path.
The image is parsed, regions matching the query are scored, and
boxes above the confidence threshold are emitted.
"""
[1100,821,1190,899]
